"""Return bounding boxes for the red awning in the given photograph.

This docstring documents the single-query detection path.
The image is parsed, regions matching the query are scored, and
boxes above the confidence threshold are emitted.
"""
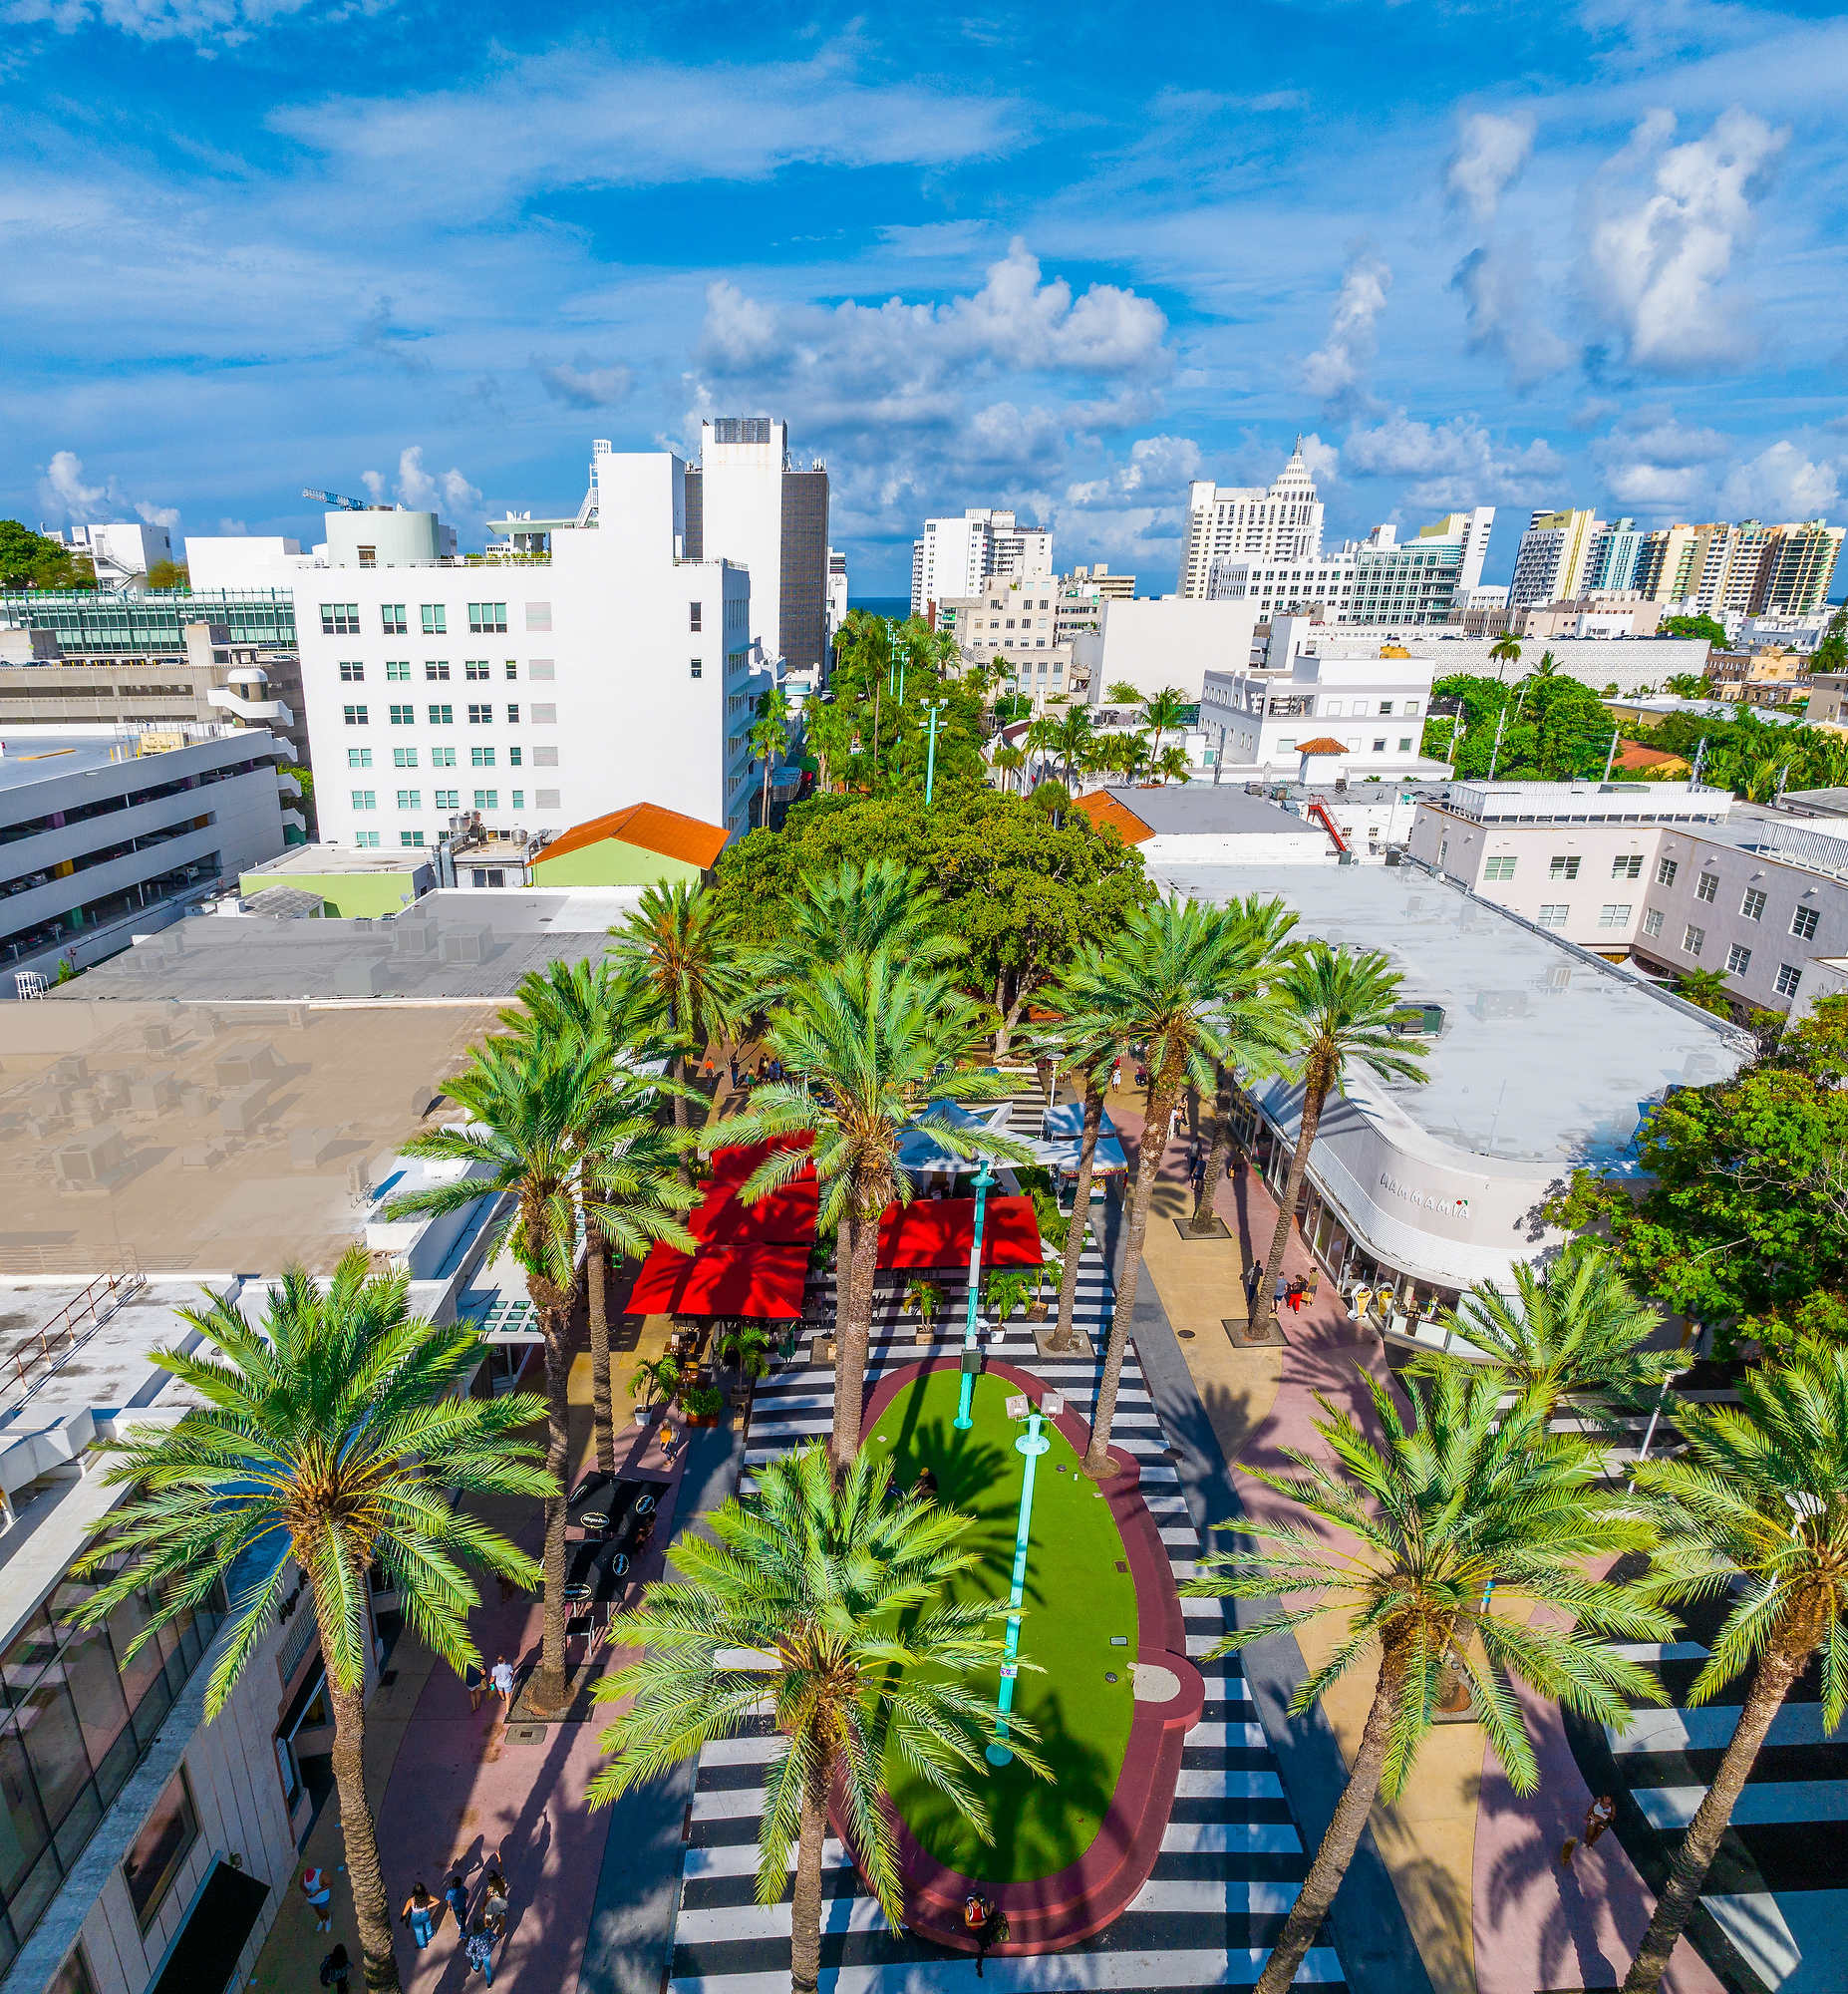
[875,1195,1044,1270]
[690,1174,819,1245]
[627,1241,810,1319]
[703,1133,814,1185]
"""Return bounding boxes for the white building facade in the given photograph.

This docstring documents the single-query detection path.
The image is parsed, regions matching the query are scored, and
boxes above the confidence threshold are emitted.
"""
[1205,509,1494,627]
[910,509,1053,619]
[1071,597,1261,706]
[1177,442,1325,596]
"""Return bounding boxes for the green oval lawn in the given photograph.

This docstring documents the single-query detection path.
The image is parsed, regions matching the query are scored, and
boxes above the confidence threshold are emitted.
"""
[863,1366,1138,1884]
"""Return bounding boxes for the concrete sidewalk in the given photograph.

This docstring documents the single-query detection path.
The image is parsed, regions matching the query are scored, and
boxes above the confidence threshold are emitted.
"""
[1112,1084,1721,1994]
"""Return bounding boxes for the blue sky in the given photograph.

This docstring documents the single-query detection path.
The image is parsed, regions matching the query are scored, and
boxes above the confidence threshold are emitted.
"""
[3,0,1845,593]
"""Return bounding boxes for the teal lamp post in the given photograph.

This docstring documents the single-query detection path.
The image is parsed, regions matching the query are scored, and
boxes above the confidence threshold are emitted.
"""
[923,700,947,806]
[987,1390,1063,1767]
[953,1158,996,1432]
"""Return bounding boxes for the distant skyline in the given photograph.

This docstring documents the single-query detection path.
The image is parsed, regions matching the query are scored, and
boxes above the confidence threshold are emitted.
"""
[2,1,1844,593]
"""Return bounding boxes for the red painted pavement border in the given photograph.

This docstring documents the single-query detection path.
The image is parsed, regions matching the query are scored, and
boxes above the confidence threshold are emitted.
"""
[852,1356,1204,1954]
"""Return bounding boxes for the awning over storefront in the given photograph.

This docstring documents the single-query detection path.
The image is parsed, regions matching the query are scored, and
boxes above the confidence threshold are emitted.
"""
[703,1133,814,1184]
[628,1240,809,1318]
[1039,1101,1130,1174]
[875,1195,1044,1270]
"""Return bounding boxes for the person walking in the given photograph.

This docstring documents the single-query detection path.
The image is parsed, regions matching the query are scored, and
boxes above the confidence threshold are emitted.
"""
[480,1865,510,1937]
[962,1893,995,1978]
[301,1865,333,1933]
[318,1944,351,1993]
[402,1881,439,1950]
[488,1653,516,1707]
[1244,1261,1262,1310]
[1560,1793,1617,1866]
[1287,1275,1305,1314]
[1272,1272,1289,1316]
[1187,1145,1206,1197]
[444,1869,469,1931]
[462,1660,485,1713]
[464,1916,498,1985]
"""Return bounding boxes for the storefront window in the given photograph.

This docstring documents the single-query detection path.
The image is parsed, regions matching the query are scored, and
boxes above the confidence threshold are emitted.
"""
[15,1673,100,1863]
[123,1770,196,1928]
[0,1720,52,1901]
[48,1943,96,1994]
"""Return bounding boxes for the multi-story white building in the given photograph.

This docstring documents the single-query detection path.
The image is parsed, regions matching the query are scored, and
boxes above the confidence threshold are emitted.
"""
[1071,597,1261,706]
[1205,509,1494,627]
[910,509,1052,619]
[1,729,296,991]
[826,549,848,650]
[1197,621,1450,783]
[682,418,830,675]
[1177,442,1325,597]
[41,523,174,591]
[1410,780,1848,1017]
[1509,508,1600,608]
[936,577,1069,700]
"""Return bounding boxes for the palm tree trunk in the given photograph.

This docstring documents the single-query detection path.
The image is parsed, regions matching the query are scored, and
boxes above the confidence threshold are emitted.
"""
[1085,1071,1177,1477]
[586,1217,614,1478]
[1621,1643,1809,1994]
[1253,1641,1409,1994]
[1189,1062,1235,1235]
[314,1591,401,1993]
[829,1208,879,1472]
[993,969,1009,1060]
[1053,1080,1104,1353]
[530,1299,573,1713]
[1252,1083,1326,1339]
[788,1777,830,1994]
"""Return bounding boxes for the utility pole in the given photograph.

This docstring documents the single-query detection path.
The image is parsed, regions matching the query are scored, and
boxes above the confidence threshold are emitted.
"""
[1486,704,1508,781]
[954,1161,996,1433]
[1213,724,1226,788]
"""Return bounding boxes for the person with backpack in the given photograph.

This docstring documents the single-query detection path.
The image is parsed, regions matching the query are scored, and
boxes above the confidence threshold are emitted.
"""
[402,1880,439,1950]
[464,1916,497,1984]
[318,1945,351,1992]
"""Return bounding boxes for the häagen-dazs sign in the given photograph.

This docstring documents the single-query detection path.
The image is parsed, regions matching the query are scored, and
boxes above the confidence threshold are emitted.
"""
[1379,1171,1471,1223]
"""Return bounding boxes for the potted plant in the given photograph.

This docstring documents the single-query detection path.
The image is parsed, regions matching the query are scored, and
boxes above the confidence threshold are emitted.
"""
[984,1268,1038,1337]
[904,1277,946,1338]
[717,1322,772,1404]
[628,1355,680,1428]
[681,1382,726,1429]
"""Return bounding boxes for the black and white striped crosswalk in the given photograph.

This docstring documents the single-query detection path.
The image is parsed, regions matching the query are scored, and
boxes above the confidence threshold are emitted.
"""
[670,1141,1346,1994]
[1583,1595,1848,1994]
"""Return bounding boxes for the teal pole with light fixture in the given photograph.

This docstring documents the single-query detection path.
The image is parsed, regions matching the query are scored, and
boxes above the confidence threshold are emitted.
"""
[987,1391,1062,1767]
[953,1158,996,1431]
[923,700,946,805]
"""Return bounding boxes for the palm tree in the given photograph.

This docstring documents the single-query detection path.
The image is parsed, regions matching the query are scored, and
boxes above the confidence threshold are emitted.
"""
[1418,1241,1686,1447]
[1488,634,1522,679]
[1051,704,1095,791]
[1140,685,1189,764]
[1188,1368,1682,1994]
[717,1320,773,1401]
[505,958,695,1476]
[1675,967,1733,1018]
[1155,743,1192,786]
[610,879,749,1149]
[705,948,1030,1468]
[390,1035,620,1713]
[992,741,1026,793]
[1053,896,1254,1475]
[589,1444,1041,1994]
[1187,895,1300,1236]
[1251,945,1429,1339]
[758,857,958,988]
[76,1255,548,1994]
[751,686,793,828]
[1619,1337,1848,1994]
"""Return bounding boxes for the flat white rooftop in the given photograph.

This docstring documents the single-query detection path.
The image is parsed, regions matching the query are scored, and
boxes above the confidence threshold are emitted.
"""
[1157,860,1750,1168]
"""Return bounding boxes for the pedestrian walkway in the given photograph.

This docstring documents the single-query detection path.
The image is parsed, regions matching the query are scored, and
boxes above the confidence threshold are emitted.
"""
[669,1177,1347,1994]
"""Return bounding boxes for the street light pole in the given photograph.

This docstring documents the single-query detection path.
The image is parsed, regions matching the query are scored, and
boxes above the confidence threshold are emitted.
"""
[923,700,946,805]
[988,1391,1061,1767]
[954,1159,996,1432]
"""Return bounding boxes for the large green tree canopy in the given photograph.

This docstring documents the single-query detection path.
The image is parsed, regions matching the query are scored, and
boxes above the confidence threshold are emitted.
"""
[0,520,95,591]
[1422,671,1619,782]
[709,788,1151,1047]
[1548,995,1848,1356]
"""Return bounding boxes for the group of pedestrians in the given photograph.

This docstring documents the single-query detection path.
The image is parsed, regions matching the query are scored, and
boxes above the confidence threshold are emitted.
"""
[398,1859,513,1982]
[1241,1260,1314,1316]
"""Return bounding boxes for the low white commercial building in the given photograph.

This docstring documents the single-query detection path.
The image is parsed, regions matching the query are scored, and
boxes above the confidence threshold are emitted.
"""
[1197,622,1452,784]
[1409,780,1848,1017]
[1240,628,1712,697]
[1,730,297,992]
[1072,597,1260,706]
[1158,858,1750,1318]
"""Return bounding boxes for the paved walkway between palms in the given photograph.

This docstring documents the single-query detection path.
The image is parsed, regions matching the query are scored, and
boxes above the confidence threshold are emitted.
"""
[1108,1082,1723,1994]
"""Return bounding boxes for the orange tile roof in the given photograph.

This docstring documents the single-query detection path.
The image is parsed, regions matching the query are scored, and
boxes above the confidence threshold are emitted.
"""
[1293,737,1351,755]
[1613,741,1688,772]
[1074,792,1154,844]
[533,801,729,871]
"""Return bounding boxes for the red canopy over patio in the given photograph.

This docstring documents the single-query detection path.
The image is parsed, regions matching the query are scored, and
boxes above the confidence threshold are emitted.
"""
[703,1133,814,1185]
[690,1173,819,1245]
[875,1195,1044,1270]
[626,1240,810,1319]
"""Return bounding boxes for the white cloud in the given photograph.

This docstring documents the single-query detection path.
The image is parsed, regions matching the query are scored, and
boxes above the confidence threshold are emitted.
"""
[1342,410,1563,507]
[2,0,322,47]
[136,498,180,529]
[1451,240,1575,389]
[1297,432,1342,483]
[364,446,482,518]
[1718,439,1840,519]
[1302,251,1390,410]
[1581,107,1787,372]
[1590,412,1731,509]
[217,517,248,535]
[535,357,633,410]
[41,450,108,521]
[1445,111,1536,224]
